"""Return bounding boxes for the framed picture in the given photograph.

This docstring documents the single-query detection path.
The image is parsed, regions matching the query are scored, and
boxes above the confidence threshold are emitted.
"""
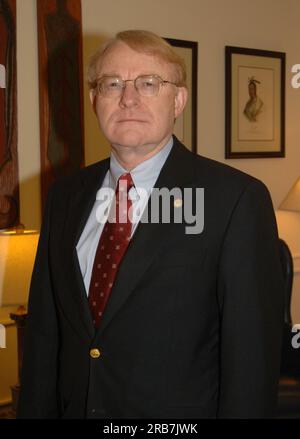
[165,38,198,153]
[225,46,285,158]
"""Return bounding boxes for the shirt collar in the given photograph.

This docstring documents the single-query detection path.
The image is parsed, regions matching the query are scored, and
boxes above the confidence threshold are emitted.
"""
[109,137,173,193]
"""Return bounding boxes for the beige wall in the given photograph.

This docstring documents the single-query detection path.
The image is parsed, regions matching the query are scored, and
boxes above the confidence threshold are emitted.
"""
[17,0,41,231]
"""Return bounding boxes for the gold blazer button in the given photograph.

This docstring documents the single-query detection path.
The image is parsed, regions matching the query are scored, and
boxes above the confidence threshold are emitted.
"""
[90,348,101,359]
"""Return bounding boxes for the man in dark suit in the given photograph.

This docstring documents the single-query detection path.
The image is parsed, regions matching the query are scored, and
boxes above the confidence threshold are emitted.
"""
[18,30,284,418]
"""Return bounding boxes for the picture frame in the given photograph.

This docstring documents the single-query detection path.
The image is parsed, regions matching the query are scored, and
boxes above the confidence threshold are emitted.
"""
[165,38,198,153]
[225,46,285,158]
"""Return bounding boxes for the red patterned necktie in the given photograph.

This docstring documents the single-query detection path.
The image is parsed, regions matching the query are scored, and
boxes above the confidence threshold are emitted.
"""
[88,172,134,328]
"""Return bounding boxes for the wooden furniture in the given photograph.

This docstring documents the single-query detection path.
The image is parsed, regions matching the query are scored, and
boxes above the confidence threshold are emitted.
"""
[0,0,19,229]
[37,0,85,211]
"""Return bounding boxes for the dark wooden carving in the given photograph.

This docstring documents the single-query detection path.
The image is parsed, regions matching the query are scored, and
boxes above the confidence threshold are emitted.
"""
[37,0,85,211]
[0,0,19,228]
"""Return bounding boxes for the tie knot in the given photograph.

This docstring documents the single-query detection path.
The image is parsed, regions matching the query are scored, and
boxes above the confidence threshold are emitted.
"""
[117,173,134,194]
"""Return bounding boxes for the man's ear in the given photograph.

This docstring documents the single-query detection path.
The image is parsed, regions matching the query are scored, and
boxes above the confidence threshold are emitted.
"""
[174,86,188,119]
[89,89,97,113]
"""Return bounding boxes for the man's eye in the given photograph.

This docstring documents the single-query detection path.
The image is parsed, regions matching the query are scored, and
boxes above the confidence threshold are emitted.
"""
[143,80,155,87]
[107,80,121,88]
[139,80,156,90]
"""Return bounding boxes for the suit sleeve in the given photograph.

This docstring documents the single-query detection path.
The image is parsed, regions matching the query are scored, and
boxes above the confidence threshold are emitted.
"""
[17,186,60,418]
[217,179,284,418]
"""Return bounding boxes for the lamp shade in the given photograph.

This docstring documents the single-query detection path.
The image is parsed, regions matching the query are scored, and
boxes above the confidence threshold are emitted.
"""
[0,230,39,306]
[279,177,300,212]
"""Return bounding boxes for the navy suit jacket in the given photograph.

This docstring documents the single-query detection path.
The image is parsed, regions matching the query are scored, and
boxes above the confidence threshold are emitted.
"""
[18,137,284,418]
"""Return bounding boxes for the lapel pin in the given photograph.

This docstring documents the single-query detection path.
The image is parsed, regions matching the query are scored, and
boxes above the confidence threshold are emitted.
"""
[174,198,183,208]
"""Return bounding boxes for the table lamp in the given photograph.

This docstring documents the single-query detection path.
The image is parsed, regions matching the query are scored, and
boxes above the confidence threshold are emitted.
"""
[280,176,300,212]
[0,225,39,414]
[0,225,39,306]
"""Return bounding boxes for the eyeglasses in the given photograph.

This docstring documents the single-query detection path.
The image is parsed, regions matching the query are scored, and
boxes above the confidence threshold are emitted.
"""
[95,74,178,98]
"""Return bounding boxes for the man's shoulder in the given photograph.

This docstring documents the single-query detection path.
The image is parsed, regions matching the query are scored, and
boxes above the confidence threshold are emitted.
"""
[176,140,261,187]
[194,153,257,185]
[174,139,270,201]
[50,158,110,195]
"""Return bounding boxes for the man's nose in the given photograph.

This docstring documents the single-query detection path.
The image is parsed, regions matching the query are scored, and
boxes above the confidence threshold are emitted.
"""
[119,81,140,108]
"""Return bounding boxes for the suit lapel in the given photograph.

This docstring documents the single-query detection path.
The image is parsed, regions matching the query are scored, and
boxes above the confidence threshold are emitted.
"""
[96,138,196,336]
[62,159,110,339]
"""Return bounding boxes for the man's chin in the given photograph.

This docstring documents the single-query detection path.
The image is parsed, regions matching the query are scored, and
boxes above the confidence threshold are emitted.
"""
[110,133,149,149]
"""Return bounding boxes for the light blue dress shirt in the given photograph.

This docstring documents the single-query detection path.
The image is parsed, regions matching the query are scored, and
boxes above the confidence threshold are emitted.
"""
[76,137,173,295]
